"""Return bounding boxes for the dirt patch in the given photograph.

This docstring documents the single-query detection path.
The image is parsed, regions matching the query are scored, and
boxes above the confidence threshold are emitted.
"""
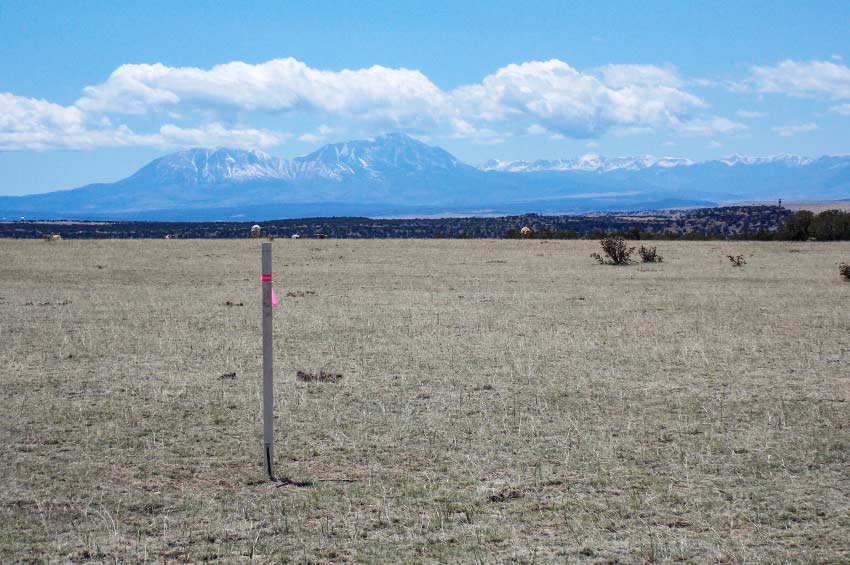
[489,489,524,503]
[296,370,343,383]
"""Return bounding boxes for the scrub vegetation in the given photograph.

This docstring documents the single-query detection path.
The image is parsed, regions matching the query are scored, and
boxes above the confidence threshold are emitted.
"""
[1,239,849,563]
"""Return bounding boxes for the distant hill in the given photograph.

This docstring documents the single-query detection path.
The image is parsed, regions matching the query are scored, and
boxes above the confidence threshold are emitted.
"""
[1,133,849,220]
[0,206,792,240]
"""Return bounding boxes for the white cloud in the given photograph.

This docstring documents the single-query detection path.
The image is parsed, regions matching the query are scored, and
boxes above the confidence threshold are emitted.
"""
[831,103,850,116]
[3,57,746,150]
[452,59,706,138]
[298,124,334,143]
[152,123,285,148]
[78,58,716,139]
[77,58,447,129]
[0,93,284,150]
[772,122,818,137]
[0,93,84,149]
[750,60,850,99]
[449,118,508,144]
[597,64,683,88]
[0,93,132,150]
[671,116,748,137]
[737,109,766,118]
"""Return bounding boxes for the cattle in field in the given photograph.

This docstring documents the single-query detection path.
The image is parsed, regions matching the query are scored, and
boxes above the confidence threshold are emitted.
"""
[43,234,62,242]
[520,226,532,239]
[250,225,262,238]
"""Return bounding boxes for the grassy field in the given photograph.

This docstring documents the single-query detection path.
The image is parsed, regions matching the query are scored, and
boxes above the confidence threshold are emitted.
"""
[1,239,849,563]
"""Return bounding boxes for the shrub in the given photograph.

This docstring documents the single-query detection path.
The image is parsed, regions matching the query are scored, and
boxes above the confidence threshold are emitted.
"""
[727,254,746,267]
[840,262,850,281]
[638,245,663,263]
[591,236,635,265]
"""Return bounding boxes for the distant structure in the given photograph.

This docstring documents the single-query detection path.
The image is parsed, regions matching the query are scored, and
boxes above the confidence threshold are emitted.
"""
[315,233,327,239]
[250,225,262,238]
[520,226,532,239]
[291,234,300,239]
[164,234,174,240]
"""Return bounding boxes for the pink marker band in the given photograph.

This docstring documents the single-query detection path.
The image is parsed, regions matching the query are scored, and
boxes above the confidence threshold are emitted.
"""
[261,273,279,308]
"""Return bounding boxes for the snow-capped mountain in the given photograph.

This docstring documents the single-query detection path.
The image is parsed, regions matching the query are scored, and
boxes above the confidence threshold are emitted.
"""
[480,154,696,173]
[1,133,848,221]
[478,153,826,173]
[131,147,289,185]
[290,132,467,179]
[128,133,472,185]
[716,154,816,167]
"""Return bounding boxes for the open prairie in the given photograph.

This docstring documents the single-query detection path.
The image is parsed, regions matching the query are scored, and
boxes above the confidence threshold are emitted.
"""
[1,239,849,563]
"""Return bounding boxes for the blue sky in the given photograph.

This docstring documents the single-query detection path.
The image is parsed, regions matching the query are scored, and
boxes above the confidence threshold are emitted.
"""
[1,0,850,195]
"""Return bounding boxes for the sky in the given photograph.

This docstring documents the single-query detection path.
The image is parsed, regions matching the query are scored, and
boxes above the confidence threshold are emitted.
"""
[1,0,850,195]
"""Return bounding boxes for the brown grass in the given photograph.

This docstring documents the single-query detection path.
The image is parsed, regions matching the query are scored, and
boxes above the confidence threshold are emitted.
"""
[1,239,849,562]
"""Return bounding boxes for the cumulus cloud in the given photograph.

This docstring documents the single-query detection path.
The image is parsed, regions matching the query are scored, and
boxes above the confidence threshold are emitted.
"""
[1,93,84,149]
[4,57,746,150]
[0,93,283,150]
[772,122,818,137]
[78,58,717,139]
[452,59,706,138]
[0,93,130,150]
[77,58,446,129]
[750,60,850,99]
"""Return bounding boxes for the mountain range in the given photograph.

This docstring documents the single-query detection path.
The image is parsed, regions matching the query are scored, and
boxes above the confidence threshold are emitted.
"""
[1,133,849,221]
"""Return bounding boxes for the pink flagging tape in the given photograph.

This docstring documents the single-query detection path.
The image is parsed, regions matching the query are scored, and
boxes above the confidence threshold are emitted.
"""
[261,274,278,309]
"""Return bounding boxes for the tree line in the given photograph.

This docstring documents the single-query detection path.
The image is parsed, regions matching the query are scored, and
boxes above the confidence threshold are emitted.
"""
[3,206,848,241]
[775,209,850,241]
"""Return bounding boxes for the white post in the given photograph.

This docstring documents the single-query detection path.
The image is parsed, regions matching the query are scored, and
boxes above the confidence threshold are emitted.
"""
[261,242,275,479]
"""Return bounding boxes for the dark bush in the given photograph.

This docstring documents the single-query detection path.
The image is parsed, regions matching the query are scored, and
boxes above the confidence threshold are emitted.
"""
[727,254,746,267]
[810,210,850,241]
[778,209,850,241]
[778,211,814,240]
[840,262,850,281]
[591,236,635,265]
[638,245,663,263]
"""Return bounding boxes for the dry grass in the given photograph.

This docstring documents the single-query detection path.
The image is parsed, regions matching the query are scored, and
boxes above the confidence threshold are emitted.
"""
[1,239,849,563]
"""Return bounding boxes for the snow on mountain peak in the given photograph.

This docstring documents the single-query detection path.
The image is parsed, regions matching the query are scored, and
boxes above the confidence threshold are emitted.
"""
[477,153,828,172]
[478,154,694,173]
[135,147,287,185]
[718,153,815,167]
[130,135,825,189]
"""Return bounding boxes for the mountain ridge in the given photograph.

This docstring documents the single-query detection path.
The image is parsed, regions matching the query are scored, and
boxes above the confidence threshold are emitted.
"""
[1,133,849,221]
